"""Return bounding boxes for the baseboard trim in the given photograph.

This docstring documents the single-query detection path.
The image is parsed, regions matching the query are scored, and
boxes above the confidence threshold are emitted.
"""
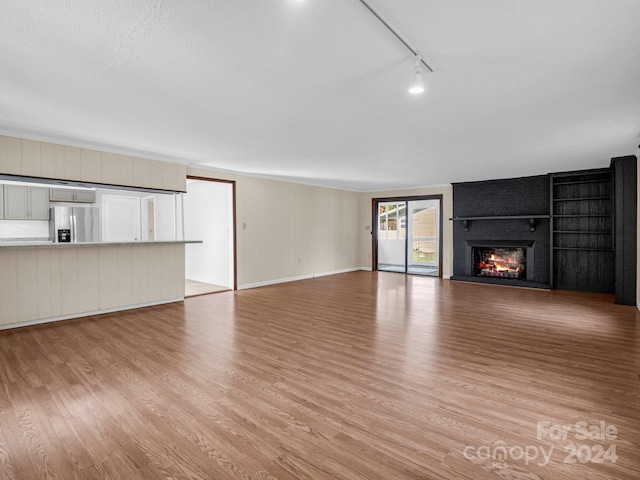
[238,267,368,290]
[0,298,184,331]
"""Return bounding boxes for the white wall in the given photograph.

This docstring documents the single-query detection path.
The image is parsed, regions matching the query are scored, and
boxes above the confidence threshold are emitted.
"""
[0,220,49,239]
[184,180,233,288]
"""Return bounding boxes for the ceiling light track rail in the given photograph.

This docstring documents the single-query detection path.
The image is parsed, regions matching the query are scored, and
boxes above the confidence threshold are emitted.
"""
[357,0,434,72]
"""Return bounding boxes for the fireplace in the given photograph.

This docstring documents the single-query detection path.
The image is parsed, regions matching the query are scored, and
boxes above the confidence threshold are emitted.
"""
[473,247,526,279]
[459,240,537,285]
[452,176,553,289]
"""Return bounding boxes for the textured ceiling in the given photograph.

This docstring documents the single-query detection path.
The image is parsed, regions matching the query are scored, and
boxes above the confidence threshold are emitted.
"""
[1,0,639,191]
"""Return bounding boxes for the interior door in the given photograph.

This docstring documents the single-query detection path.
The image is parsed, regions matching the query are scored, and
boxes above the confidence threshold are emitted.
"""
[102,195,141,242]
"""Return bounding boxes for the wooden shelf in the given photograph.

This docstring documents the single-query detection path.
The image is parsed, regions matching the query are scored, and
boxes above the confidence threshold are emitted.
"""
[553,178,611,186]
[553,247,614,252]
[553,214,610,218]
[450,215,549,232]
[553,230,611,234]
[451,215,549,220]
[553,196,611,202]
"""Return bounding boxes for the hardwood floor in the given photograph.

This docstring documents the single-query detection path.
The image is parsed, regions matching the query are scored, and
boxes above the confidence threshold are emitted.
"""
[1,271,639,479]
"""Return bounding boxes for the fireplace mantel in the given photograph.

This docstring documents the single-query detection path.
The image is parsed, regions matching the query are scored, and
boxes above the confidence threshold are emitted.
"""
[450,215,550,232]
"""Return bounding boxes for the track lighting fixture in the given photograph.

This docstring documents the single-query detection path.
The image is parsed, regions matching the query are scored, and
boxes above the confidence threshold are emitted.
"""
[408,54,425,94]
[357,0,434,95]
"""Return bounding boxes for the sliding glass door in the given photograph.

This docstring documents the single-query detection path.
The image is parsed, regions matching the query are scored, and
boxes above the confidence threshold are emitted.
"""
[407,199,440,275]
[375,196,441,277]
[377,201,407,273]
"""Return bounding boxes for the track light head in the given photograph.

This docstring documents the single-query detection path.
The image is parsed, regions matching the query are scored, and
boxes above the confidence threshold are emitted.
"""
[408,76,425,94]
[408,54,425,95]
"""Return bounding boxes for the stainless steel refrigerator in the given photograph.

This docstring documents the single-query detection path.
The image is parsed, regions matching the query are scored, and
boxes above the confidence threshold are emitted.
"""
[50,206,101,243]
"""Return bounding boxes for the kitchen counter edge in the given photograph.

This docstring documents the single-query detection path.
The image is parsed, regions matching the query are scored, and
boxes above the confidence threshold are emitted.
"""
[0,240,202,249]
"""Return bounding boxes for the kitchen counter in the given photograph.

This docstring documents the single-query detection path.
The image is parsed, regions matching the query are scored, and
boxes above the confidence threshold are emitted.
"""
[0,240,202,249]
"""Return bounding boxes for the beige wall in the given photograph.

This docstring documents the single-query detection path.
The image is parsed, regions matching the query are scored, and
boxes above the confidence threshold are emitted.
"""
[358,185,454,278]
[0,135,187,192]
[188,168,362,288]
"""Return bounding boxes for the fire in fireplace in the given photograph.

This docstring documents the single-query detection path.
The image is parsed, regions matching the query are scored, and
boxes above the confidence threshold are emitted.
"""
[473,247,526,279]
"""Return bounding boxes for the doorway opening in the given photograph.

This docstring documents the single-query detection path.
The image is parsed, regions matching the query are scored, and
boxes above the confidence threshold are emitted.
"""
[183,177,236,297]
[373,195,442,277]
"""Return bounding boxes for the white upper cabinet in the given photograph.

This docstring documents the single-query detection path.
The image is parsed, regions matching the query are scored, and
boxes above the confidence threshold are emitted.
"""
[49,188,74,202]
[50,188,96,203]
[74,189,96,203]
[29,187,50,219]
[3,185,50,220]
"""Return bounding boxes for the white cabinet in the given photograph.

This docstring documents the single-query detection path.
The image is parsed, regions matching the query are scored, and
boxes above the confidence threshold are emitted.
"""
[50,188,96,203]
[30,188,50,219]
[74,189,96,203]
[0,185,3,219]
[49,188,74,202]
[3,185,50,220]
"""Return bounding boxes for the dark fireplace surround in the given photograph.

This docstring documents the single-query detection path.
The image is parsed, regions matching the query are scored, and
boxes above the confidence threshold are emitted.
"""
[451,175,551,289]
[450,158,637,304]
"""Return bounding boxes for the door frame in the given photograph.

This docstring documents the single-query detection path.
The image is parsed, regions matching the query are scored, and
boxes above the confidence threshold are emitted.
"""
[141,196,155,241]
[372,194,443,277]
[186,176,238,290]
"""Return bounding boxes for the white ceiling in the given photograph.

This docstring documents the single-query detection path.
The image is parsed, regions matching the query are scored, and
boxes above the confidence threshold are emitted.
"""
[1,0,639,191]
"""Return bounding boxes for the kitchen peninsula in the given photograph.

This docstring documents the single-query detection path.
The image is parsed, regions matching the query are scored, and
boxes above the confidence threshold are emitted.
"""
[0,134,196,330]
[0,240,199,329]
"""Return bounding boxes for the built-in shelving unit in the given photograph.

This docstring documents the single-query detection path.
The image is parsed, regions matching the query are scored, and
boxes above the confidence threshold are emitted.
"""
[550,169,614,292]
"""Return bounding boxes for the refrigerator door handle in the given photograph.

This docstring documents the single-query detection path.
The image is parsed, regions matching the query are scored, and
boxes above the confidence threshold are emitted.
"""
[71,215,76,243]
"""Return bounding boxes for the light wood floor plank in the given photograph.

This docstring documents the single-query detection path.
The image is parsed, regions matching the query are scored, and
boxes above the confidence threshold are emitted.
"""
[1,271,639,479]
